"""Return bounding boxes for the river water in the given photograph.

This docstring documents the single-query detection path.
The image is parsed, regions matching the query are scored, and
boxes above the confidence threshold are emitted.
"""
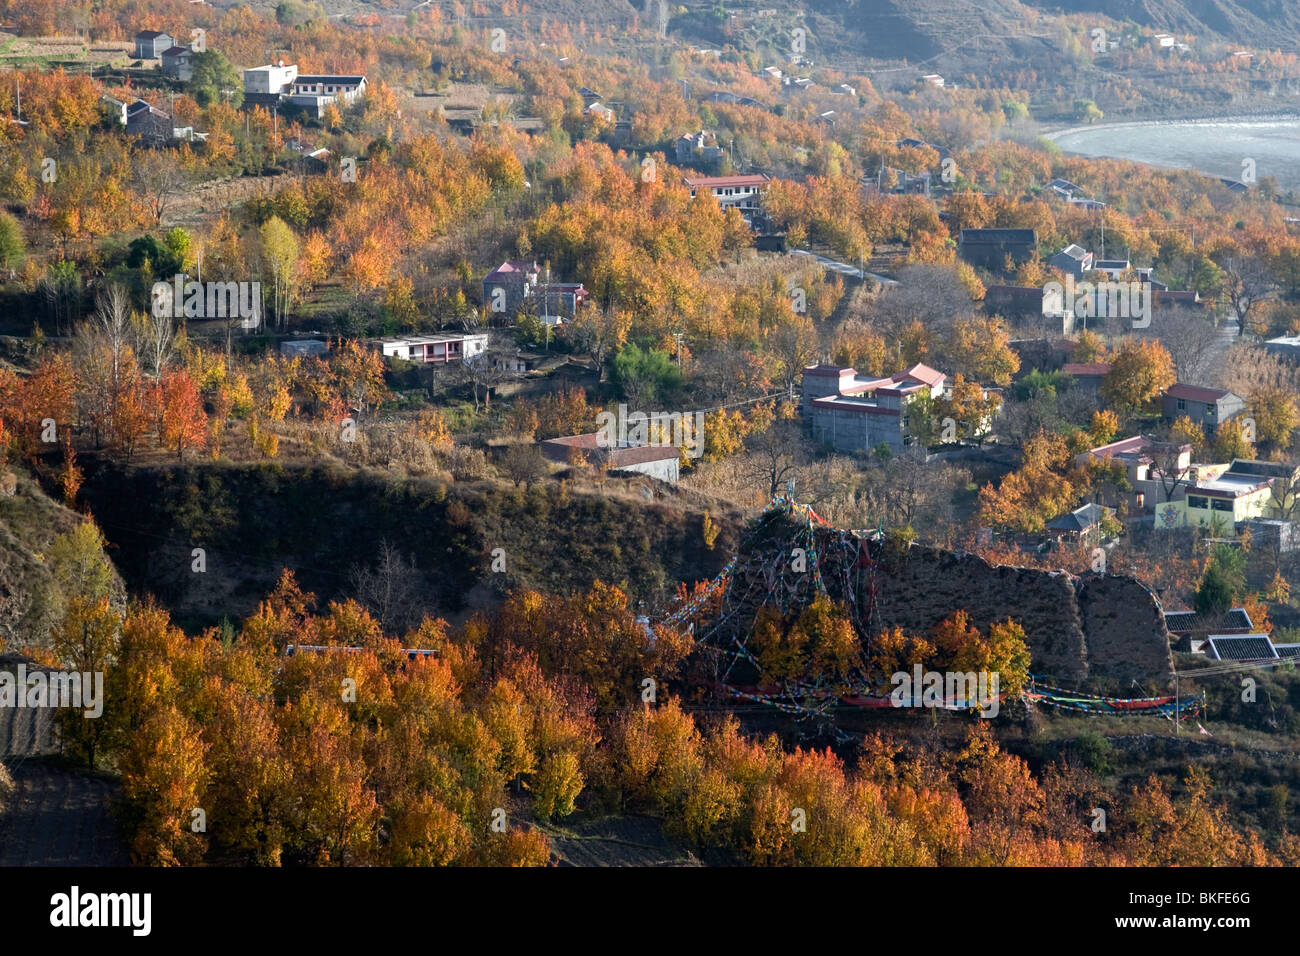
[1047,118,1300,193]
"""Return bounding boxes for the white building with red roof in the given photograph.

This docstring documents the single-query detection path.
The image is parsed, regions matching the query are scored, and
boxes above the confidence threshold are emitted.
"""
[682,173,770,223]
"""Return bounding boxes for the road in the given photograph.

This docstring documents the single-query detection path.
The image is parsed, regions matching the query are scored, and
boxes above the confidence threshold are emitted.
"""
[789,249,898,286]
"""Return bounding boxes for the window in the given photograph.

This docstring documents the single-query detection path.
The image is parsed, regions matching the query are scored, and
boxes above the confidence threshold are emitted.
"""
[1176,398,1185,410]
[1211,498,1233,513]
[1187,495,1209,510]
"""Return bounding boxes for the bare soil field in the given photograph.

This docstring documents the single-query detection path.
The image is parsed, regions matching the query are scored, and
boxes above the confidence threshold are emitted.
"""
[0,33,136,69]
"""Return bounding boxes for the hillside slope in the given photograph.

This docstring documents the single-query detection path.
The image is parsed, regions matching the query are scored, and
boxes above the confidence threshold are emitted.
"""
[79,462,747,629]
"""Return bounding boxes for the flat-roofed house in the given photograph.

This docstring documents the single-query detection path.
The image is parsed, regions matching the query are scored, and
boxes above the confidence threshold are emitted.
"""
[540,433,681,484]
[1158,471,1275,529]
[374,333,489,365]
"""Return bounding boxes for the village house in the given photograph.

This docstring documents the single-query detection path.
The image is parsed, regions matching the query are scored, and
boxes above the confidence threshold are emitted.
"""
[862,167,931,198]
[101,95,128,125]
[481,262,588,320]
[800,363,947,454]
[682,173,770,225]
[1077,435,1209,512]
[160,44,195,82]
[957,228,1037,271]
[1165,607,1255,651]
[1068,197,1107,211]
[1050,243,1095,278]
[134,30,173,59]
[482,260,540,316]
[674,131,725,169]
[1161,383,1246,429]
[244,62,298,95]
[493,351,568,375]
[539,433,681,484]
[1156,471,1274,530]
[373,334,489,365]
[125,99,173,146]
[287,74,367,116]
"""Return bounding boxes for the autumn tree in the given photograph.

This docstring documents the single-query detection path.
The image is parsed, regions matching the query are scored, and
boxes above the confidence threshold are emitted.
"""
[157,370,207,460]
[1100,338,1175,414]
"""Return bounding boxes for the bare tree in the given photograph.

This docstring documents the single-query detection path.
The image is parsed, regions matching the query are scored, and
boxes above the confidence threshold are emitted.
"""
[456,350,507,412]
[92,283,133,385]
[1218,254,1275,335]
[131,149,188,228]
[741,418,809,498]
[859,447,966,529]
[40,265,81,337]
[1269,471,1300,521]
[350,541,422,636]
[871,264,969,341]
[133,308,176,378]
[1149,440,1195,503]
[1143,307,1221,382]
[499,443,547,486]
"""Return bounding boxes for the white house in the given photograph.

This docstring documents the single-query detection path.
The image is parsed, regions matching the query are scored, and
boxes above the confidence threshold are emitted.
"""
[243,63,299,96]
[374,334,488,365]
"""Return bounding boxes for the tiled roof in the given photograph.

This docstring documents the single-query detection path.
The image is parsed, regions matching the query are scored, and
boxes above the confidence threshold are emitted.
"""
[683,174,769,188]
[1164,608,1253,634]
[899,363,945,388]
[295,74,366,84]
[1166,382,1232,403]
[1046,502,1110,532]
[1062,362,1112,376]
[1206,635,1277,661]
[959,228,1036,243]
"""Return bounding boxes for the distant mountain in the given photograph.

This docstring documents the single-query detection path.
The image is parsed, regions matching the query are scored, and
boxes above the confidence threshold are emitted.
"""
[678,0,1300,76]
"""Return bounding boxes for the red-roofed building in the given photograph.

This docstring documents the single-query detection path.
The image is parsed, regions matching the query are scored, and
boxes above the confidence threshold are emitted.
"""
[1162,382,1245,429]
[800,363,952,453]
[683,173,769,224]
